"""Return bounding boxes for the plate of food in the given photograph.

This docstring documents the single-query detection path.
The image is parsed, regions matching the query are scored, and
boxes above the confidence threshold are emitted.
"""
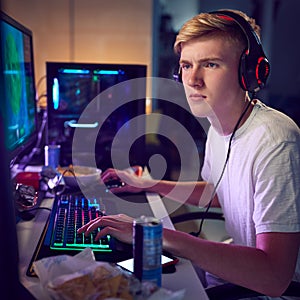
[57,165,102,187]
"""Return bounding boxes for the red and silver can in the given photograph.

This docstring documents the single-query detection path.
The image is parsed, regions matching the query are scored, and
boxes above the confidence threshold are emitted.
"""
[133,216,163,286]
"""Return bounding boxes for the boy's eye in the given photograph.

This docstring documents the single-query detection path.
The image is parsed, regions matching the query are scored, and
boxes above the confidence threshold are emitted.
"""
[181,64,191,70]
[205,62,218,68]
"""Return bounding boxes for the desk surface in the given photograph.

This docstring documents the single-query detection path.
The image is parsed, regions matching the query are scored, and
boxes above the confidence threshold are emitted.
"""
[17,189,208,299]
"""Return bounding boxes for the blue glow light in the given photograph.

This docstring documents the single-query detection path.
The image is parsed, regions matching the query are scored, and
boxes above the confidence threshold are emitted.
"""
[93,70,123,75]
[52,78,59,110]
[60,69,90,74]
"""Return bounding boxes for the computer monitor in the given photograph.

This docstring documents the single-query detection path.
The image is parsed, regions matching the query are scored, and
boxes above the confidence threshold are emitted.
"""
[0,11,38,170]
[0,10,35,299]
[46,62,147,170]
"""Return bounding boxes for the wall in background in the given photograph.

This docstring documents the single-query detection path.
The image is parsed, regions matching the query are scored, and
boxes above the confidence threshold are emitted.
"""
[2,0,152,107]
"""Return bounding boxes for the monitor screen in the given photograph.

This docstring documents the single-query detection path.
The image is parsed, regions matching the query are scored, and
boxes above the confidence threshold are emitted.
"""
[0,11,37,169]
[46,62,147,170]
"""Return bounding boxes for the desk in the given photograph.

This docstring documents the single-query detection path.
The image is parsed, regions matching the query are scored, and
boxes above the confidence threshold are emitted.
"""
[17,190,208,299]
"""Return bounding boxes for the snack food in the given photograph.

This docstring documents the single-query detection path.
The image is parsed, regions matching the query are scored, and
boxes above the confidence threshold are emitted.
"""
[49,264,133,300]
[57,165,101,187]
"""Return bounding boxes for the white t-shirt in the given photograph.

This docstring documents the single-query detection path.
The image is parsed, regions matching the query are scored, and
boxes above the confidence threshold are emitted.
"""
[201,100,300,281]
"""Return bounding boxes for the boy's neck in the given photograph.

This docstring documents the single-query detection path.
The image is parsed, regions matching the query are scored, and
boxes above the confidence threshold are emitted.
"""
[209,100,254,136]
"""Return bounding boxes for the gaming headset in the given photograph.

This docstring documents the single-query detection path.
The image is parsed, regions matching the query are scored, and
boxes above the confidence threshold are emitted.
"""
[174,10,270,93]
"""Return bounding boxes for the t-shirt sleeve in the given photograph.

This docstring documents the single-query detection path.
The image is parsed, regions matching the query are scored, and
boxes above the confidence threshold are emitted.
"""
[253,140,300,234]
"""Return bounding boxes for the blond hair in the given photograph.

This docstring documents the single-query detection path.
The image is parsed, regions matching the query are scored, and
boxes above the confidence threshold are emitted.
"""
[174,9,261,56]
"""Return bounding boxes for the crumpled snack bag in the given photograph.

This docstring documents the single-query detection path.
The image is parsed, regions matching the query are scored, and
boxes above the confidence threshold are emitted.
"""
[33,248,135,300]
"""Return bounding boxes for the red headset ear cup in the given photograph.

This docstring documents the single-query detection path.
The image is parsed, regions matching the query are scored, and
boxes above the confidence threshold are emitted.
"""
[239,50,270,92]
[256,56,270,88]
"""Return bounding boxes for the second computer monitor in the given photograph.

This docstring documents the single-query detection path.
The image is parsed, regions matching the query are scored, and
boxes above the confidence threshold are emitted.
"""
[46,62,147,171]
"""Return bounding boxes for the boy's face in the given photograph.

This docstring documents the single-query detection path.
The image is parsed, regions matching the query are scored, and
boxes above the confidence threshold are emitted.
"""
[180,35,245,120]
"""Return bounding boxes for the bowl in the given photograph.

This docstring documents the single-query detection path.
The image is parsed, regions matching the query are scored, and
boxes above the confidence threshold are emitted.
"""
[57,165,102,187]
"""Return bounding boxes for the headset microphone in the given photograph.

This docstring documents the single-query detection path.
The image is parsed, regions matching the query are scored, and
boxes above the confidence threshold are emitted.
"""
[173,66,182,83]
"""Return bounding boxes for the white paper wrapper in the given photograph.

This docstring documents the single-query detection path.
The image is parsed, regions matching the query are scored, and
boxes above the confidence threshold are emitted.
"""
[33,247,96,287]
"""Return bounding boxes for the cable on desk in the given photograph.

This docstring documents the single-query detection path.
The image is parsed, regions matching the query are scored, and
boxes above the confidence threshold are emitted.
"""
[17,207,52,222]
[24,207,52,212]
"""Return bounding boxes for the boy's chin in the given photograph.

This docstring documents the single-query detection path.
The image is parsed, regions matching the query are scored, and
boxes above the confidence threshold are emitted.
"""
[190,107,211,118]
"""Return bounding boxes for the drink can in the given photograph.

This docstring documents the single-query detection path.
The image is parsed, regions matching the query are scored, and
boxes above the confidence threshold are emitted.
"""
[133,216,162,286]
[44,145,60,169]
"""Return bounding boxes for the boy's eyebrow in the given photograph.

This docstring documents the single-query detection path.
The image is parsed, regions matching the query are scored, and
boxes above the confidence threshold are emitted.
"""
[179,57,223,64]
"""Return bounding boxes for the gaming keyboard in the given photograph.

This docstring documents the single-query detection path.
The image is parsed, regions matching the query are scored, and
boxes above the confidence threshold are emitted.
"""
[48,193,112,252]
